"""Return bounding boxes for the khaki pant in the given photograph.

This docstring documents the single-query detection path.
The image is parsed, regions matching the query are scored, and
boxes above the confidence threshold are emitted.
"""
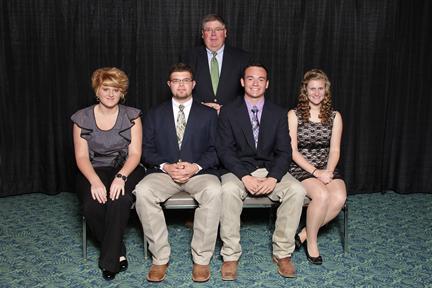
[220,169,305,261]
[134,173,222,265]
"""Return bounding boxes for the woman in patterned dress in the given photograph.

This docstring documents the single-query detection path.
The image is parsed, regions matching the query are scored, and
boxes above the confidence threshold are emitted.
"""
[288,69,346,265]
[71,67,145,280]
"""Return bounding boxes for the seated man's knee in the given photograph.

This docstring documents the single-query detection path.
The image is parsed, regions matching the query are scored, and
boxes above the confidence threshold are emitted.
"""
[201,180,222,203]
[134,178,153,200]
[207,179,222,194]
[221,181,244,200]
[291,181,306,199]
[278,181,306,206]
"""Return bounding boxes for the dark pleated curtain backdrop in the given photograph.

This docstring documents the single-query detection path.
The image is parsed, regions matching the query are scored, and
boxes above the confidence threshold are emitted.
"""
[0,0,431,196]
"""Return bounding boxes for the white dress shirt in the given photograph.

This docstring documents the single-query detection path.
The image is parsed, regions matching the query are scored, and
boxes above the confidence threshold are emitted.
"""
[172,97,193,124]
[160,97,201,173]
[206,45,224,74]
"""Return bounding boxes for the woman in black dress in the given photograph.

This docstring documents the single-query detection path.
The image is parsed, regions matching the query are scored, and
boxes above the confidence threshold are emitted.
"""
[288,69,347,265]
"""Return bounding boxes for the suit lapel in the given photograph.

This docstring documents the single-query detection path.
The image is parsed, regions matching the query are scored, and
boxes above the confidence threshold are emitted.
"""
[257,101,271,151]
[162,101,180,153]
[238,100,256,150]
[179,101,197,150]
[198,48,215,98]
[217,46,232,99]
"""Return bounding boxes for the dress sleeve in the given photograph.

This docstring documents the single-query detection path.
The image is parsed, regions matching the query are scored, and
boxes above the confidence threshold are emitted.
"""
[118,106,142,141]
[70,107,93,140]
[125,106,142,121]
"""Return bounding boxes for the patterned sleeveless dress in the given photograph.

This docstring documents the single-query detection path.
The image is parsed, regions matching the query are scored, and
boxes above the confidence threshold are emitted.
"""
[289,110,343,182]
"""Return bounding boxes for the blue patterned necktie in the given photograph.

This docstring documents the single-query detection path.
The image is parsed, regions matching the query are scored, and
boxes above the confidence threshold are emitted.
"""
[251,106,259,148]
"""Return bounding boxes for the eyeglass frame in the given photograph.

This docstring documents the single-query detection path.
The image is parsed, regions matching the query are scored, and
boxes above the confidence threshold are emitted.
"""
[169,78,194,85]
[202,27,226,34]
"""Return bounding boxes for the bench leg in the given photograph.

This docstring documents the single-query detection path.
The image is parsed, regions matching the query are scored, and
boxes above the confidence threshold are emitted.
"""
[269,206,276,231]
[82,216,87,260]
[343,203,348,254]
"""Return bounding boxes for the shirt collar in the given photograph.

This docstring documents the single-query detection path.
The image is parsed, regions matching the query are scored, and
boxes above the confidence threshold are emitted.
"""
[206,45,225,56]
[244,97,265,112]
[172,97,193,109]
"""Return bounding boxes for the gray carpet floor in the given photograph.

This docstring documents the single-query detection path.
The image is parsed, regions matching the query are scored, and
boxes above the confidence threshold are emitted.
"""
[0,191,431,287]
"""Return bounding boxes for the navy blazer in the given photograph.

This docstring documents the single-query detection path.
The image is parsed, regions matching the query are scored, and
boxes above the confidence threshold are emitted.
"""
[217,97,292,182]
[142,99,219,176]
[181,45,250,105]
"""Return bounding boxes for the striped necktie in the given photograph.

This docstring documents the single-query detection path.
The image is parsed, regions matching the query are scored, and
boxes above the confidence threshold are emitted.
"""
[251,106,259,148]
[176,104,186,148]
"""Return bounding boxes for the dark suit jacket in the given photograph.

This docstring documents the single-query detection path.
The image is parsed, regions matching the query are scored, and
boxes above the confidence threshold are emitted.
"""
[142,99,219,176]
[217,97,292,182]
[181,45,250,105]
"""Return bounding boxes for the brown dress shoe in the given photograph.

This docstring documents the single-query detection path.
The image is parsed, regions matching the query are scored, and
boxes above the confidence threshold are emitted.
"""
[147,263,169,282]
[221,261,238,281]
[192,263,210,282]
[192,264,210,282]
[273,256,296,278]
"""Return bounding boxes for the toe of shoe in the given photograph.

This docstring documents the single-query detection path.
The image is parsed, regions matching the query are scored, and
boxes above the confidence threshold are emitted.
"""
[119,260,128,272]
[102,270,116,281]
[192,265,210,282]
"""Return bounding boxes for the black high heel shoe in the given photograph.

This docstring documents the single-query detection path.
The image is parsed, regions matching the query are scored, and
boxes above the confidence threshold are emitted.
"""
[119,258,128,272]
[304,242,323,265]
[102,269,116,281]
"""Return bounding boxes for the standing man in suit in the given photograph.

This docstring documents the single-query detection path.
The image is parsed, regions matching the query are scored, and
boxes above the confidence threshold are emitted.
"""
[217,64,306,280]
[134,63,221,283]
[181,14,250,113]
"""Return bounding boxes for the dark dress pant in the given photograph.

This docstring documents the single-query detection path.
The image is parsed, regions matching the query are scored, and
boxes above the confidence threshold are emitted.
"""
[76,165,145,272]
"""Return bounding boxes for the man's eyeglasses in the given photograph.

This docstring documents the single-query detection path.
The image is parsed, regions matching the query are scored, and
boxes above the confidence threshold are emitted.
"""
[202,27,225,34]
[170,78,193,84]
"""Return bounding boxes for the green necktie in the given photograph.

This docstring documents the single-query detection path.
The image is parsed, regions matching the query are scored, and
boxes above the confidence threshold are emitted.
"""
[210,52,219,95]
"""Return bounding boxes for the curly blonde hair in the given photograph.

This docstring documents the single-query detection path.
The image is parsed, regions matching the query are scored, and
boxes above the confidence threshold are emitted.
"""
[296,69,333,124]
[91,67,129,101]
